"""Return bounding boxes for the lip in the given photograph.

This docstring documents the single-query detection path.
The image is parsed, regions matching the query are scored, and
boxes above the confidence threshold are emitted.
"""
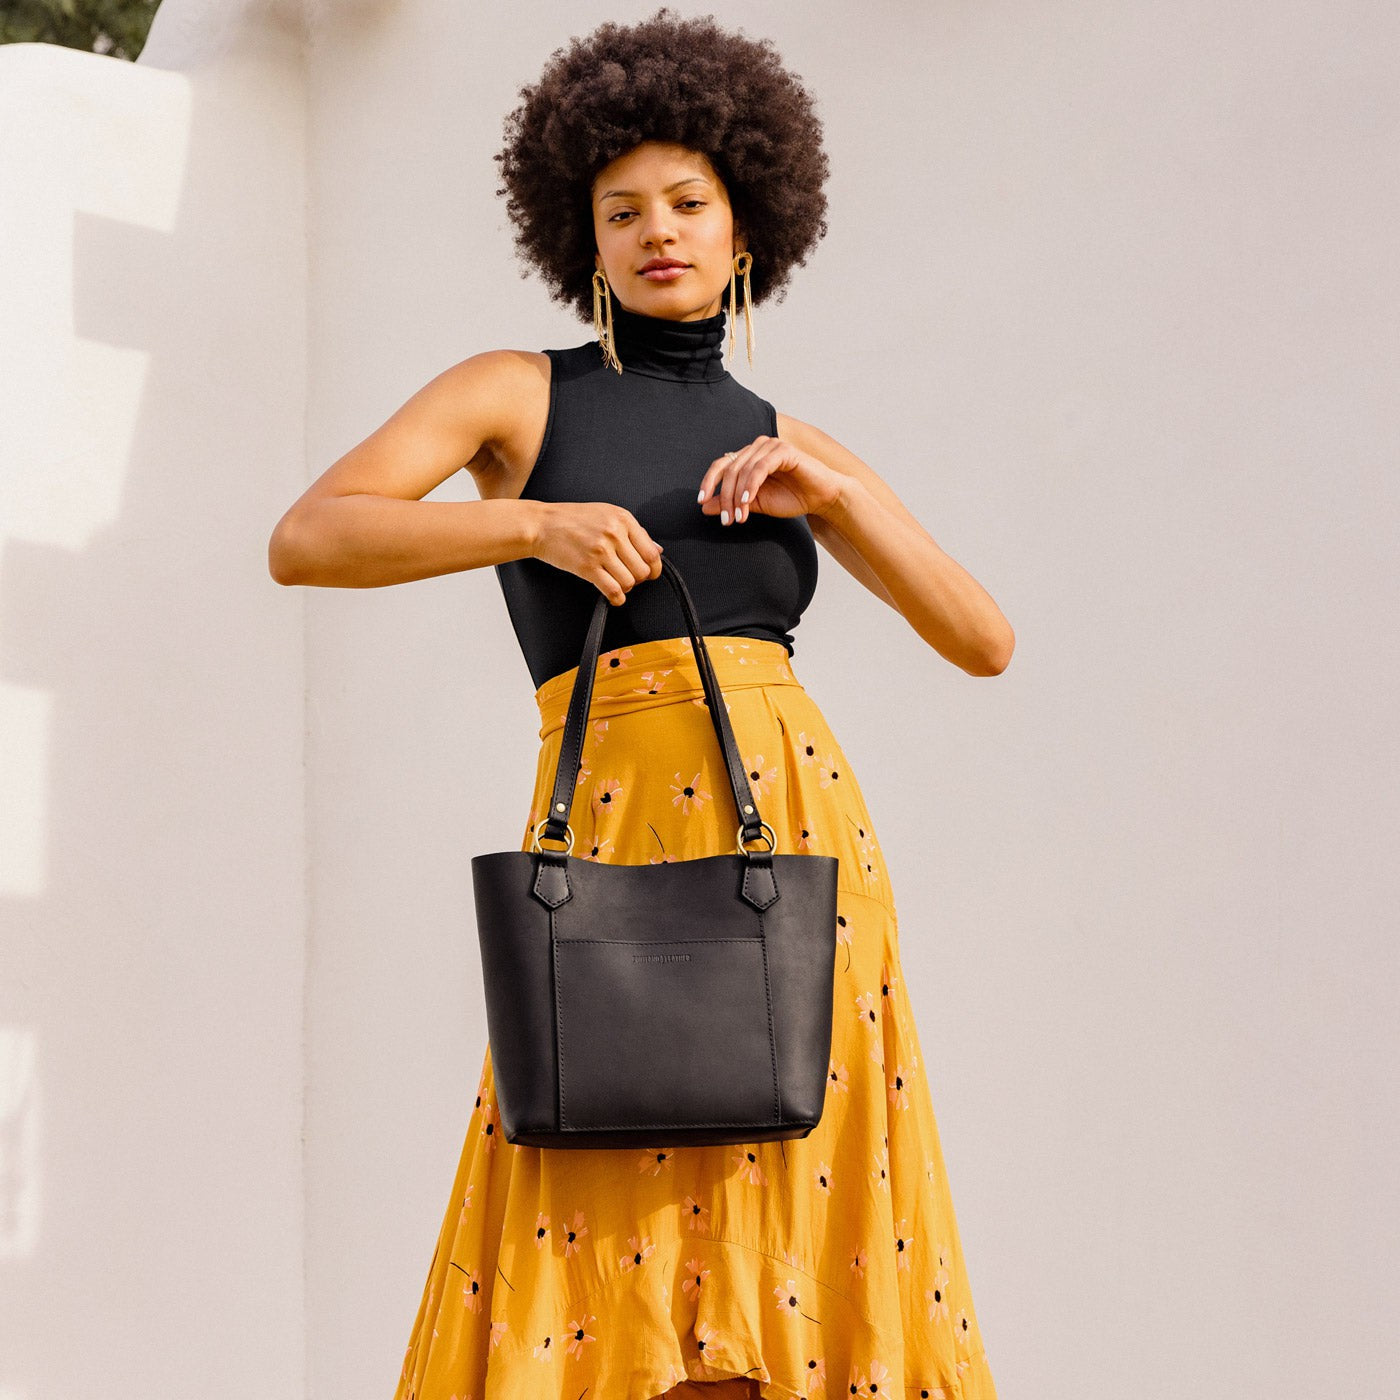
[641,266,689,281]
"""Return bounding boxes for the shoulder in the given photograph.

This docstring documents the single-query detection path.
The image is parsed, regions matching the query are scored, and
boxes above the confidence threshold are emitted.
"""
[441,348,553,438]
[441,346,551,396]
[415,348,551,437]
[415,348,554,490]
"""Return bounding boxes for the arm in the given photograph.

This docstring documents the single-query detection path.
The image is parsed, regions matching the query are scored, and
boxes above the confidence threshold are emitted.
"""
[775,411,1015,676]
[267,350,548,588]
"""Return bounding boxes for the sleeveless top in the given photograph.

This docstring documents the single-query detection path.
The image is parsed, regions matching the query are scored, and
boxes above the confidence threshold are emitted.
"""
[493,301,820,690]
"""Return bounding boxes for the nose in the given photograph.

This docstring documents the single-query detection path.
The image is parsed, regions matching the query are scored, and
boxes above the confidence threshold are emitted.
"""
[637,201,679,249]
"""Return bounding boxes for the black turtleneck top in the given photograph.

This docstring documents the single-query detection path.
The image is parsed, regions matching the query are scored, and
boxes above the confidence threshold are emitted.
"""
[493,302,820,689]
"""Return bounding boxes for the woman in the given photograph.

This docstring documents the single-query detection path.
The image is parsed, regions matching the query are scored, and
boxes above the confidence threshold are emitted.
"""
[270,9,1011,1399]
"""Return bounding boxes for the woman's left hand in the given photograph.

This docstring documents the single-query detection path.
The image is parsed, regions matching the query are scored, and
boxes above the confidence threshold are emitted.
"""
[696,435,845,526]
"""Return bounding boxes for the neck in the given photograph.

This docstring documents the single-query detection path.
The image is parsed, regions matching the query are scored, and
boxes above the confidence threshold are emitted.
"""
[606,299,730,383]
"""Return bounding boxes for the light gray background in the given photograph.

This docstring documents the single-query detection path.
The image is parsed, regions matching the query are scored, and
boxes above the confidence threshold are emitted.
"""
[1,1,1396,1396]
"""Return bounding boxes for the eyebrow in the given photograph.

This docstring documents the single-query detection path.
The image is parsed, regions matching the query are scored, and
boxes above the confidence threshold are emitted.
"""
[595,177,710,202]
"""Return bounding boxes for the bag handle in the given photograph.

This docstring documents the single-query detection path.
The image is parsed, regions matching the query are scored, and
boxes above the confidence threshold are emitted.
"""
[535,556,771,855]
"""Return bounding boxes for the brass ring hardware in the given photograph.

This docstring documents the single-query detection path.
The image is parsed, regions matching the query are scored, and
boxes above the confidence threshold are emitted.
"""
[736,819,776,854]
[531,819,575,854]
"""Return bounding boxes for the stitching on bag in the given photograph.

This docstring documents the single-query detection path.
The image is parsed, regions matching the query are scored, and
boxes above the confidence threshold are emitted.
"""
[758,907,782,1123]
[741,854,779,911]
[533,852,573,909]
[552,906,566,1130]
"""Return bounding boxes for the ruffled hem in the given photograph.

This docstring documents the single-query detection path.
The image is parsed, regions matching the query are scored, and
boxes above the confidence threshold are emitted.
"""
[401,1234,995,1400]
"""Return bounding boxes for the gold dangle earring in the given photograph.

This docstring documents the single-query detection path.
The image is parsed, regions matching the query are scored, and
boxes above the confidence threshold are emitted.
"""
[592,267,623,373]
[726,251,755,368]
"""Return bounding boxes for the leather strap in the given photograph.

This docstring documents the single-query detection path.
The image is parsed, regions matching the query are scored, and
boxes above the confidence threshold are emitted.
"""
[539,557,767,849]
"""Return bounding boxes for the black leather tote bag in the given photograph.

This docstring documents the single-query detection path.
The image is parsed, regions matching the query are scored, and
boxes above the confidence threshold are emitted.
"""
[472,556,839,1149]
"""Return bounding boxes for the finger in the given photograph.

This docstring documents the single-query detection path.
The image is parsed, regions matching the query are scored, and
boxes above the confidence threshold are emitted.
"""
[697,447,748,521]
[718,443,762,525]
[732,448,774,523]
[695,451,733,513]
[594,546,641,604]
[719,448,748,525]
[625,521,664,578]
[616,531,659,586]
[729,438,775,523]
[728,436,772,520]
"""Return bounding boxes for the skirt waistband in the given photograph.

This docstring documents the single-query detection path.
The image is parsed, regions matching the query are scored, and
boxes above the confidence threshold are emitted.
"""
[533,634,805,742]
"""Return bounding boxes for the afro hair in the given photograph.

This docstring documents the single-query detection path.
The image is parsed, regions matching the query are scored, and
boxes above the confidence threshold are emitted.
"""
[494,6,830,325]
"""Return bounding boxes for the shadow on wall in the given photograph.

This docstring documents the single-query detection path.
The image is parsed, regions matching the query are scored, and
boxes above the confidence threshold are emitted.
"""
[0,23,309,1397]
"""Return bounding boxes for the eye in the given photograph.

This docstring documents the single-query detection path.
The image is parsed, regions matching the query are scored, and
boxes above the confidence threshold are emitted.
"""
[607,200,707,223]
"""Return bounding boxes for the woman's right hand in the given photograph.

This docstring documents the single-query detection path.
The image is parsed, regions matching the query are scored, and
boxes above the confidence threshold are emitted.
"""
[531,501,664,605]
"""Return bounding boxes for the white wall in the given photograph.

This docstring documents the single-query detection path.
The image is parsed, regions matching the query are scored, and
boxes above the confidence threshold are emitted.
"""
[0,17,307,1400]
[3,1,1397,1397]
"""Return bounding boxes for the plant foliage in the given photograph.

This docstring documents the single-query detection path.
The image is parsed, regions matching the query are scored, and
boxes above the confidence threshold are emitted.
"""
[0,0,162,62]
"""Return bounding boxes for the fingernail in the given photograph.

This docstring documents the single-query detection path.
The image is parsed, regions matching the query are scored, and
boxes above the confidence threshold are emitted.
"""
[740,490,750,503]
[721,509,729,525]
[697,489,705,503]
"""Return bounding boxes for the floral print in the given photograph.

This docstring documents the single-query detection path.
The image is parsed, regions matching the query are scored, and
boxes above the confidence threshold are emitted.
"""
[394,636,997,1400]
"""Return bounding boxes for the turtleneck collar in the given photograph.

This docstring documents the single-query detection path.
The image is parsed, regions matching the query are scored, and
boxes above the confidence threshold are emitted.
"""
[605,300,730,383]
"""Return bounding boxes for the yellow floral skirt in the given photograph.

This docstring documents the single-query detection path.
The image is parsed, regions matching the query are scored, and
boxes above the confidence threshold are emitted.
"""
[394,635,998,1400]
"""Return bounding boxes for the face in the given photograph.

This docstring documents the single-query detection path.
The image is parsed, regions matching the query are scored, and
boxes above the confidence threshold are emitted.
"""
[591,140,747,322]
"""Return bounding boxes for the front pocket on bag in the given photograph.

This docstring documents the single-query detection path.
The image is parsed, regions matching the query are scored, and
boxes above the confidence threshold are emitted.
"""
[554,936,780,1131]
